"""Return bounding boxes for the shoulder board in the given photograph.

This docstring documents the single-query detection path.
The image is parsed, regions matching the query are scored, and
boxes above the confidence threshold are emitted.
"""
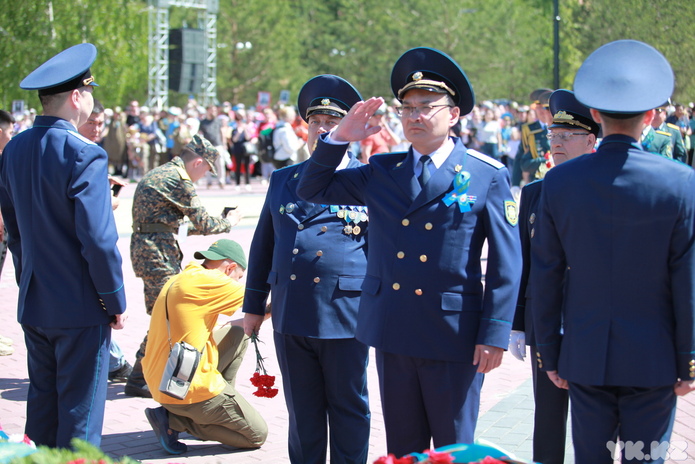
[667,123,680,131]
[67,130,96,145]
[655,130,672,137]
[467,149,505,169]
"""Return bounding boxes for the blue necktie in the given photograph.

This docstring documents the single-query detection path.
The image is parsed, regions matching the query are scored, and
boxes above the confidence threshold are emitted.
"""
[419,155,432,188]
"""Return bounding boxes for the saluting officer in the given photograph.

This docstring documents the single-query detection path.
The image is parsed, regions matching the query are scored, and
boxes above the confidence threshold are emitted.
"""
[509,89,599,464]
[243,75,371,464]
[297,48,522,457]
[0,43,126,447]
[531,40,695,464]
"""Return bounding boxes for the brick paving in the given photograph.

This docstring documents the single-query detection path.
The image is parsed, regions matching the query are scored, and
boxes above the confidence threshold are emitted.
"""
[0,178,694,463]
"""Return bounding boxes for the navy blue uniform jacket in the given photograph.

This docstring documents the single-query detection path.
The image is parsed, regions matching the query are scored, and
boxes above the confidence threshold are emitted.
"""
[531,134,695,387]
[243,157,367,338]
[0,116,126,327]
[297,137,521,362]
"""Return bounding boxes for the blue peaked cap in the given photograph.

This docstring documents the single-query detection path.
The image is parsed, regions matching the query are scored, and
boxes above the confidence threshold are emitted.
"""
[298,74,362,123]
[391,47,475,115]
[549,89,600,135]
[20,43,99,96]
[574,40,673,114]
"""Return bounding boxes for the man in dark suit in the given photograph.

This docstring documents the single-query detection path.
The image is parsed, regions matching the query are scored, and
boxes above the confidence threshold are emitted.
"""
[509,89,599,464]
[531,40,695,464]
[0,43,127,447]
[297,48,522,456]
[243,75,370,464]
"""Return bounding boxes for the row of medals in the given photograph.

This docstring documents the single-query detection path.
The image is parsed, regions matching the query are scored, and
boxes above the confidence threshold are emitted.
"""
[334,205,368,236]
[280,203,368,236]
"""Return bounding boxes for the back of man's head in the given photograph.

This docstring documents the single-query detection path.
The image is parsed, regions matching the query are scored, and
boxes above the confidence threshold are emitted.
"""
[0,109,14,129]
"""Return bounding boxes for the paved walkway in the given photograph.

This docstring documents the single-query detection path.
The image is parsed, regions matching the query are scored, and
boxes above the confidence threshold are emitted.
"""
[0,178,694,463]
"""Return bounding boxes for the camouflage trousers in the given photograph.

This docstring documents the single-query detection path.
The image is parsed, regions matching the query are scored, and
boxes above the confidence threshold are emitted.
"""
[142,274,176,315]
[127,273,175,387]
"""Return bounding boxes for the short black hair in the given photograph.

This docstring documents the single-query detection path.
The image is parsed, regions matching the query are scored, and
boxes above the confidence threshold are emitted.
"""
[598,111,645,121]
[92,98,104,114]
[0,109,14,128]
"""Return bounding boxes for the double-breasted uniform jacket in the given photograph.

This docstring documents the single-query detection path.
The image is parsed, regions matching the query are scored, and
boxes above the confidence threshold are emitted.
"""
[512,179,543,347]
[531,134,695,387]
[297,136,522,361]
[243,156,368,338]
[0,116,126,326]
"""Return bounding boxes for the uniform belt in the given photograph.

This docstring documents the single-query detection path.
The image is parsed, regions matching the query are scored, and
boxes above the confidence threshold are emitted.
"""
[132,222,177,234]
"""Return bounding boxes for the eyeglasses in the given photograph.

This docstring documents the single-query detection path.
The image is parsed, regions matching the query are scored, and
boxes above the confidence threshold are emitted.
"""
[396,104,453,118]
[546,132,589,142]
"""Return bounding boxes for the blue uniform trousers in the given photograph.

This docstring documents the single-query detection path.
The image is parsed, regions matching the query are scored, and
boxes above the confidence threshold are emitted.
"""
[376,349,483,457]
[23,324,111,448]
[274,332,370,464]
[569,382,676,464]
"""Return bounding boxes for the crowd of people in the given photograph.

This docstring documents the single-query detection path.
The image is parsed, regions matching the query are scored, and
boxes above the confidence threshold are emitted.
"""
[2,38,695,464]
[6,93,695,198]
[4,91,694,195]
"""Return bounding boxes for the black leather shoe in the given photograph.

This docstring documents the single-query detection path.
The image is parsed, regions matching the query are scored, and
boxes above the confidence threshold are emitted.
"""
[124,382,152,398]
[108,361,133,382]
[145,407,187,455]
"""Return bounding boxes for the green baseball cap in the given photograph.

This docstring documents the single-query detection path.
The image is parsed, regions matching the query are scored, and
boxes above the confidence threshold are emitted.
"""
[185,134,219,176]
[194,239,247,269]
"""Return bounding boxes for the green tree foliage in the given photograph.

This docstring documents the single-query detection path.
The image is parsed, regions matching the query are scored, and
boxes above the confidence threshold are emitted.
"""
[0,0,147,111]
[575,0,695,102]
[0,0,693,112]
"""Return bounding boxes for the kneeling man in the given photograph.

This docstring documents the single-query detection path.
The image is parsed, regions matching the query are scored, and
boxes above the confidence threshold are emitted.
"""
[143,239,268,454]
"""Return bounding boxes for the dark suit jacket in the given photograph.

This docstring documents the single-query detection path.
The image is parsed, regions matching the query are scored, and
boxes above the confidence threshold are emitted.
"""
[512,179,543,346]
[243,156,367,338]
[531,134,695,387]
[0,116,126,327]
[298,136,522,362]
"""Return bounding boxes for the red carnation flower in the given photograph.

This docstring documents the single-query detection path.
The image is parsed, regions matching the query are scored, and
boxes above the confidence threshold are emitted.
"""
[249,334,279,398]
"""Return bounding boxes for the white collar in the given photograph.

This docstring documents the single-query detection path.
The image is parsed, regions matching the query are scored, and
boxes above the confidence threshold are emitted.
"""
[412,137,455,170]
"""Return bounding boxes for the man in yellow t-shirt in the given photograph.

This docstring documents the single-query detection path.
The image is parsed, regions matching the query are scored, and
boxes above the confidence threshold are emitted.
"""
[143,239,267,455]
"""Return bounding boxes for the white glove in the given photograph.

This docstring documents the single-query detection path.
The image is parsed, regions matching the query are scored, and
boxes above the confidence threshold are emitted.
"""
[508,330,526,361]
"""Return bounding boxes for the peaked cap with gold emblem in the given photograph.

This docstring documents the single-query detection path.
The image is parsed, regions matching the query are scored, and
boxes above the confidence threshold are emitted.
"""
[549,89,600,136]
[298,74,362,123]
[20,43,99,96]
[390,47,475,114]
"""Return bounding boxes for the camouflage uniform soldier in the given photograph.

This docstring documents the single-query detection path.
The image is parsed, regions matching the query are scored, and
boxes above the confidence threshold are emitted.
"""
[125,134,241,397]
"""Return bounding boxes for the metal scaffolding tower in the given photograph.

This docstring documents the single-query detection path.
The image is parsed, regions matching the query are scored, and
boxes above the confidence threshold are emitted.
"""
[147,0,218,110]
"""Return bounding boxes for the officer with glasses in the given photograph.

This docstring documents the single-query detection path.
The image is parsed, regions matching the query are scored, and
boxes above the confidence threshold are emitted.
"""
[509,89,599,464]
[297,47,521,457]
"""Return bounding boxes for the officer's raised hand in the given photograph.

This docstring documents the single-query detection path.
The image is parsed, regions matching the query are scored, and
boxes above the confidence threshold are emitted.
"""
[331,97,384,143]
